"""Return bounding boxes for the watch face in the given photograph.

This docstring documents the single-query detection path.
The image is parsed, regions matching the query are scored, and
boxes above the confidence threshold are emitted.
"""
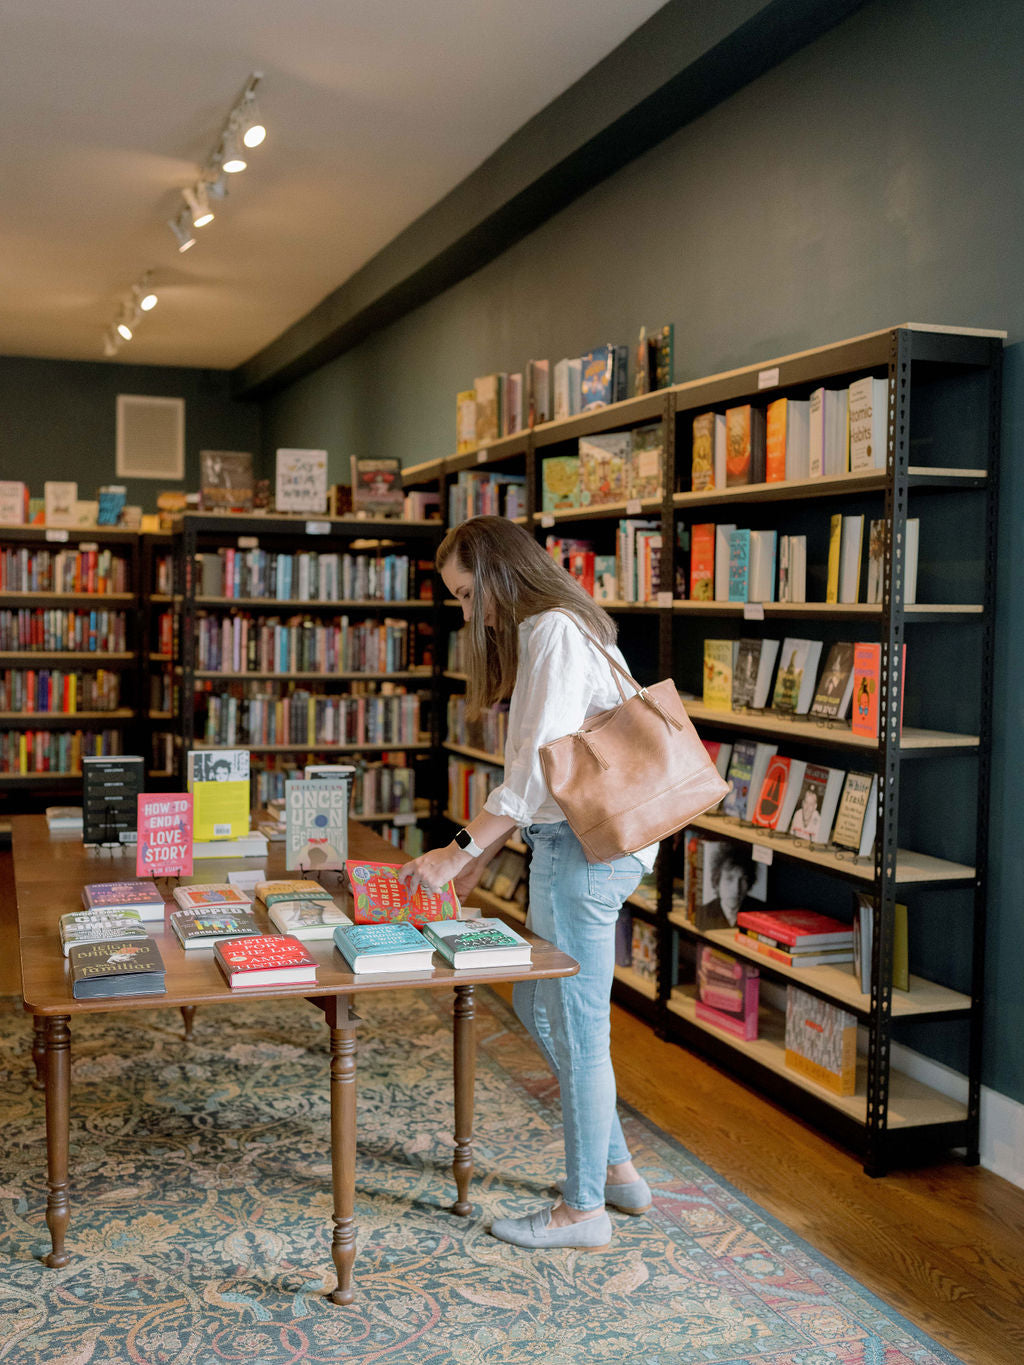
[455,829,471,849]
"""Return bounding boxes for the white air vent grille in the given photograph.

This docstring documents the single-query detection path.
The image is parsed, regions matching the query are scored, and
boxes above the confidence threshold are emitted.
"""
[116,395,185,479]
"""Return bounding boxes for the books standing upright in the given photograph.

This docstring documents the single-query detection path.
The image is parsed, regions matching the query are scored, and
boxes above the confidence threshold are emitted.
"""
[187,749,250,845]
[285,778,349,870]
[82,755,144,847]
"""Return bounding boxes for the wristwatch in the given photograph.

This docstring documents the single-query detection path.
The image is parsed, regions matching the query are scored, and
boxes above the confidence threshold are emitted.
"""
[453,827,485,858]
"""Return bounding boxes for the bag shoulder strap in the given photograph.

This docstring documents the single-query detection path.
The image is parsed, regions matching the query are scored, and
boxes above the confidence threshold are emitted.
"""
[548,608,641,699]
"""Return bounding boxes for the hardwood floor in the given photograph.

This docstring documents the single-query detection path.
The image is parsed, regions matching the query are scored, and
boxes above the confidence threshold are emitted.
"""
[607,994,1024,1364]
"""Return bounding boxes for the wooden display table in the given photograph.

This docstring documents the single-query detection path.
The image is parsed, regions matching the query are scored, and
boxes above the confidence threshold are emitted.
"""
[10,815,577,1303]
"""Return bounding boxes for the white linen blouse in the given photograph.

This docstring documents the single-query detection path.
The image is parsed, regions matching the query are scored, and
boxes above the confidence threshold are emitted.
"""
[482,609,657,871]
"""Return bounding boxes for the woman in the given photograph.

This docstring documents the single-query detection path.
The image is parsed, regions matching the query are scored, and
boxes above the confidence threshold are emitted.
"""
[397,515,654,1249]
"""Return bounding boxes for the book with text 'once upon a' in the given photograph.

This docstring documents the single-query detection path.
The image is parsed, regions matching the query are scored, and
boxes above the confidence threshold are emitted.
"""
[59,909,148,956]
[784,985,857,1095]
[68,937,167,999]
[695,943,759,1040]
[170,907,263,949]
[81,880,167,921]
[333,920,435,973]
[136,793,193,878]
[421,916,532,969]
[213,935,318,989]
[346,860,460,927]
[172,883,253,912]
[736,907,854,949]
[268,899,351,939]
[285,778,348,871]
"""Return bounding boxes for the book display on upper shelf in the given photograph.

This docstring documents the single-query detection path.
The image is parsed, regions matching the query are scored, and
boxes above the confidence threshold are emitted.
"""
[350,457,404,517]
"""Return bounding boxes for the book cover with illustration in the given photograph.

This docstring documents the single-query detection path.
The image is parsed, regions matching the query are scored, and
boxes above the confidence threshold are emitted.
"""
[421,916,531,969]
[703,639,737,711]
[578,432,630,507]
[267,898,351,939]
[285,778,349,870]
[771,638,824,715]
[187,749,250,841]
[256,879,337,906]
[333,920,435,973]
[172,883,253,912]
[695,943,759,1040]
[199,451,254,512]
[346,860,460,927]
[81,880,166,920]
[170,907,263,949]
[137,793,193,877]
[68,937,166,999]
[629,423,664,500]
[785,985,858,1095]
[541,455,581,512]
[274,448,328,513]
[59,909,148,955]
[350,456,404,516]
[809,642,856,721]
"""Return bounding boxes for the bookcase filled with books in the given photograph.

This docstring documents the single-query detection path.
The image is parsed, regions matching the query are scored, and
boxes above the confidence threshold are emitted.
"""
[175,511,445,853]
[0,523,142,815]
[411,322,1001,1175]
[139,530,178,787]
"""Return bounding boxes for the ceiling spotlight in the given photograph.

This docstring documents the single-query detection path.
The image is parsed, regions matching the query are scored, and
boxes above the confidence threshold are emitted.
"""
[221,124,247,174]
[239,92,266,148]
[168,210,195,252]
[116,319,134,342]
[183,182,214,228]
[133,272,158,312]
[139,290,158,311]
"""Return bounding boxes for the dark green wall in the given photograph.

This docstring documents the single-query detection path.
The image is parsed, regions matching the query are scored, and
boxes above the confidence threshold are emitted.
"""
[261,0,1024,1104]
[0,355,262,509]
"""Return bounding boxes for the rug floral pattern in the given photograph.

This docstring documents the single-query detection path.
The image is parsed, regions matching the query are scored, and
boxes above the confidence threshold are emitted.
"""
[0,990,961,1364]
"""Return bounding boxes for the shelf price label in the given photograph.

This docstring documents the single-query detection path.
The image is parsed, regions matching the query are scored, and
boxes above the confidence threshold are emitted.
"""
[626,498,643,516]
[656,591,673,607]
[45,529,69,543]
[752,844,774,866]
[237,536,260,549]
[743,602,766,620]
[392,812,416,827]
[757,367,780,390]
[305,522,331,536]
[476,447,490,464]
[540,514,555,528]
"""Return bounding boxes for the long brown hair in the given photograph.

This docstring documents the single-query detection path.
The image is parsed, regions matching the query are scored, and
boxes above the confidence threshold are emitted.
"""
[437,515,616,718]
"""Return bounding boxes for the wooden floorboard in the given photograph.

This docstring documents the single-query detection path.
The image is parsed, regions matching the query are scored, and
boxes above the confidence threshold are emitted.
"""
[493,980,1024,1364]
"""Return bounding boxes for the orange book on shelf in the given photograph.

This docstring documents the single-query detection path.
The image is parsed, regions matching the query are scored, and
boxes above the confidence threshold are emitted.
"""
[689,523,715,601]
[765,399,787,482]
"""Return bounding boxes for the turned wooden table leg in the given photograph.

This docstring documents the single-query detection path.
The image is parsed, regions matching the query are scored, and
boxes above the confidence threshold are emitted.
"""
[43,1015,72,1268]
[31,1015,46,1089]
[324,995,360,1305]
[180,1005,196,1040]
[452,984,476,1217]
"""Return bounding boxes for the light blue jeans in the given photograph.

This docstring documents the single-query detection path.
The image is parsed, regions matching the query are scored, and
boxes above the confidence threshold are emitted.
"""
[513,821,644,1212]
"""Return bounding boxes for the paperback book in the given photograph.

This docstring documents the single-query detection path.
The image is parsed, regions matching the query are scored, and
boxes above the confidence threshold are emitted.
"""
[695,944,759,1040]
[200,451,254,512]
[267,899,351,939]
[420,916,532,969]
[346,860,460,927]
[735,907,855,949]
[59,909,147,956]
[68,937,167,999]
[170,907,263,949]
[771,638,823,714]
[136,793,193,877]
[785,986,857,1095]
[274,448,328,513]
[831,772,878,858]
[213,935,318,989]
[172,883,254,912]
[788,764,845,843]
[808,642,856,721]
[333,920,435,973]
[350,456,404,517]
[82,754,144,846]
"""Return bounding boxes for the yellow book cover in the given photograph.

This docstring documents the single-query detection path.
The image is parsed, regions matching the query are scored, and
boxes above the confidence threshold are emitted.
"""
[826,513,842,603]
[187,750,250,841]
[455,389,477,454]
[703,640,735,711]
[691,413,716,491]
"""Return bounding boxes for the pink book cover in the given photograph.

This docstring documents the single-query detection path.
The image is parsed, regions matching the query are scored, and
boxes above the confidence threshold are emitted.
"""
[695,944,759,1040]
[137,793,193,877]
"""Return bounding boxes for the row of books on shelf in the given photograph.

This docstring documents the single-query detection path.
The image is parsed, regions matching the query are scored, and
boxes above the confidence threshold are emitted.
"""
[0,607,129,653]
[251,754,416,815]
[703,636,901,736]
[690,515,917,606]
[540,423,664,512]
[447,757,503,824]
[446,696,509,756]
[544,517,662,603]
[475,843,528,908]
[201,688,425,748]
[456,328,673,451]
[0,545,130,594]
[194,548,429,603]
[447,471,527,525]
[0,479,141,530]
[616,909,659,985]
[0,667,122,713]
[192,612,421,675]
[700,741,878,858]
[1,730,123,775]
[689,374,888,490]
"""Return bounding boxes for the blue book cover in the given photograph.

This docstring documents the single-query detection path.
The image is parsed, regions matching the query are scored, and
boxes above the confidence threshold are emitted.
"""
[333,920,434,972]
[728,529,751,603]
[580,346,614,410]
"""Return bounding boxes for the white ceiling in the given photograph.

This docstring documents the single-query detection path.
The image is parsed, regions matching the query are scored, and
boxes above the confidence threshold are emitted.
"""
[0,0,668,372]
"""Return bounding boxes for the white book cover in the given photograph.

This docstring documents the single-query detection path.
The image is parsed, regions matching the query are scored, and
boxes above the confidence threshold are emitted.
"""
[808,389,825,478]
[0,480,27,524]
[44,480,78,527]
[714,412,727,489]
[903,518,920,605]
[785,399,811,481]
[789,535,807,603]
[753,638,780,709]
[552,359,570,421]
[275,448,328,513]
[825,389,850,476]
[839,515,865,603]
[748,530,777,603]
[772,638,824,714]
[848,376,889,472]
[715,523,737,602]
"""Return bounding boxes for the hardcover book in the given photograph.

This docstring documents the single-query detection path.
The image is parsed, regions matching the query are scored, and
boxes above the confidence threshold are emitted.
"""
[751,754,802,832]
[274,448,328,513]
[721,739,757,819]
[851,643,906,738]
[830,772,878,859]
[848,376,889,472]
[689,523,715,601]
[808,642,856,721]
[267,899,352,939]
[724,405,766,486]
[81,880,166,921]
[703,639,737,711]
[579,345,616,410]
[136,793,193,878]
[473,373,502,445]
[691,413,721,491]
[421,916,532,969]
[734,932,853,970]
[0,480,29,524]
[333,920,435,973]
[771,638,824,715]
[82,755,144,846]
[350,456,404,517]
[456,388,477,453]
[285,778,349,871]
[735,907,854,948]
[59,909,147,956]
[788,764,845,843]
[541,455,581,512]
[68,937,166,999]
[199,451,254,512]
[345,859,460,927]
[784,985,857,1095]
[170,907,263,949]
[629,423,664,500]
[44,480,78,527]
[727,528,751,602]
[578,433,630,507]
[172,883,254,912]
[256,879,337,906]
[213,935,318,989]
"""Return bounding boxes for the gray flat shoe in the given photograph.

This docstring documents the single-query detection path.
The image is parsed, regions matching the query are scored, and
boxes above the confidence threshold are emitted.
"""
[555,1175,652,1215]
[490,1206,612,1249]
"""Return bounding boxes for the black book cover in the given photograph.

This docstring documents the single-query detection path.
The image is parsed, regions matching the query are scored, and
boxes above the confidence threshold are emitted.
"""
[68,937,166,998]
[82,756,144,845]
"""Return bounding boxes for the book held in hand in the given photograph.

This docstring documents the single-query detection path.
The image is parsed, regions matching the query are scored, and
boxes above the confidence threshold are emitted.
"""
[333,920,435,973]
[346,860,460,927]
[59,909,148,956]
[213,935,318,989]
[420,916,532,969]
[82,880,167,921]
[68,938,167,999]
[170,907,263,949]
[172,883,253,912]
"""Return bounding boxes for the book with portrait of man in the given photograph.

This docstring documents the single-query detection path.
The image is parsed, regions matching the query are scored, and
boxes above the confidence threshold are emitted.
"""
[200,451,254,512]
[694,838,768,932]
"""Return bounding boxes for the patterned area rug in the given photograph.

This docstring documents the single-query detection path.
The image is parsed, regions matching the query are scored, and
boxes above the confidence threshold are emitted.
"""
[0,989,961,1365]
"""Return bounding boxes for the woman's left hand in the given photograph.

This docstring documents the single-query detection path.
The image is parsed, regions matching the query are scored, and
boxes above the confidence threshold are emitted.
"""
[397,845,467,897]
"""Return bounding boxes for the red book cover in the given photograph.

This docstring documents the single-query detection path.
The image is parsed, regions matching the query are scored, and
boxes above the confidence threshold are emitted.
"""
[689,523,715,601]
[752,754,791,830]
[213,934,317,988]
[137,793,193,877]
[735,908,854,947]
[346,859,460,927]
[765,399,787,482]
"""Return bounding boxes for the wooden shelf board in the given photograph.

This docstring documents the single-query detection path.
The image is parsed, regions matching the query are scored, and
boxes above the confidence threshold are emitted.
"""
[690,813,975,884]
[194,596,432,609]
[615,965,659,1000]
[667,914,970,1017]
[191,741,430,754]
[191,670,431,681]
[666,985,968,1129]
[684,701,979,751]
[533,497,662,524]
[443,741,504,765]
[465,886,527,924]
[0,591,135,603]
[0,651,135,663]
[0,709,133,721]
[672,469,885,508]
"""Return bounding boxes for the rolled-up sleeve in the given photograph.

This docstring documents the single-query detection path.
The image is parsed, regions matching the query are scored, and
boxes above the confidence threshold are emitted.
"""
[483,615,593,825]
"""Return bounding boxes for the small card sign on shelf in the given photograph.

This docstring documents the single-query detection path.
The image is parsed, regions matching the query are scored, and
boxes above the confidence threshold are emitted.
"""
[275,449,328,514]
